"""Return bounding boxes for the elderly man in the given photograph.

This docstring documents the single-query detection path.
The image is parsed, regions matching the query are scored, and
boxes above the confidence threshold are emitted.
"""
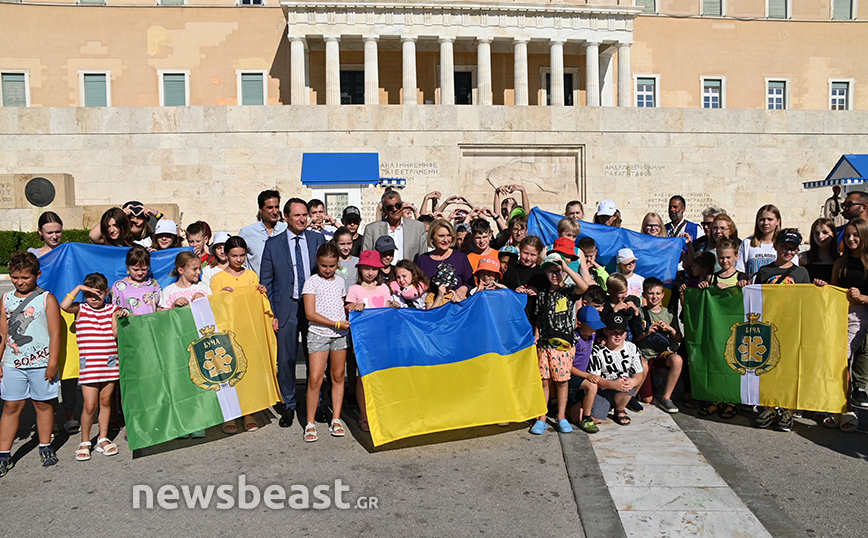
[238,189,287,275]
[362,190,427,262]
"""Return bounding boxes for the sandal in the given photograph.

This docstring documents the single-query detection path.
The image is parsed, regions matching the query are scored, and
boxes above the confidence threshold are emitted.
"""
[304,422,318,442]
[64,419,81,435]
[75,442,92,461]
[222,422,238,435]
[698,403,720,417]
[613,409,631,426]
[94,438,118,456]
[839,412,858,433]
[720,405,736,419]
[244,417,258,432]
[329,419,346,437]
[358,417,370,432]
[822,414,839,429]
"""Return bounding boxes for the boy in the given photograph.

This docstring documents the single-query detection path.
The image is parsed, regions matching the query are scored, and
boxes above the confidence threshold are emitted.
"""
[616,248,645,298]
[341,206,364,257]
[467,219,494,271]
[583,285,607,313]
[634,278,684,414]
[568,305,606,433]
[494,214,528,249]
[579,237,609,290]
[470,256,507,295]
[186,221,212,264]
[587,312,645,426]
[0,252,62,476]
[307,199,336,240]
[498,245,519,275]
[530,254,587,435]
[375,235,397,281]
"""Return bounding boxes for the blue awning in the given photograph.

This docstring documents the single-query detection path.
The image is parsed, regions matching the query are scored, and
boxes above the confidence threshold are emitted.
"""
[379,178,407,188]
[301,153,380,186]
[803,177,866,189]
[804,154,868,189]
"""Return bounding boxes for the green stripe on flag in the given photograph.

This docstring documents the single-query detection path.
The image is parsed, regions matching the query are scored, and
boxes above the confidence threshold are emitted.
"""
[119,307,225,450]
[683,287,744,404]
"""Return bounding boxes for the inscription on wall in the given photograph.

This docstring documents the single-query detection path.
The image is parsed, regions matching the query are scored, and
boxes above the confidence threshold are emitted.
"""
[0,182,14,208]
[646,193,720,224]
[604,164,666,177]
[380,162,440,179]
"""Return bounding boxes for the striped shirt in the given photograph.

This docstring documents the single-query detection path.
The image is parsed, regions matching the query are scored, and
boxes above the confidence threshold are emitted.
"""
[76,303,120,384]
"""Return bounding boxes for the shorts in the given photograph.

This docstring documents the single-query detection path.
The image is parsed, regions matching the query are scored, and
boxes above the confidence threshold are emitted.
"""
[308,332,348,354]
[592,387,638,420]
[538,347,573,382]
[0,366,60,402]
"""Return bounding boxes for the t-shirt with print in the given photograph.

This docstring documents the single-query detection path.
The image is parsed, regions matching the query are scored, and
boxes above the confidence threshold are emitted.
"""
[346,284,392,310]
[588,341,644,381]
[753,264,811,285]
[301,273,348,338]
[736,239,799,279]
[533,285,580,348]
[160,282,211,309]
[623,272,645,298]
[337,257,359,294]
[2,290,51,369]
[572,331,595,372]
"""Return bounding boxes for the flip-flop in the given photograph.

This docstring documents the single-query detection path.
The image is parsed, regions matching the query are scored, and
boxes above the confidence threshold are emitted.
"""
[222,422,238,435]
[839,413,858,433]
[64,420,81,434]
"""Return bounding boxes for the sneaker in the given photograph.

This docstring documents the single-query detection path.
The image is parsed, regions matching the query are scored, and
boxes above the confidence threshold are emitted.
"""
[0,459,13,478]
[39,446,58,467]
[557,419,573,433]
[627,398,644,413]
[530,419,548,435]
[657,398,679,414]
[755,407,778,429]
[851,388,868,409]
[777,410,794,432]
[579,418,600,434]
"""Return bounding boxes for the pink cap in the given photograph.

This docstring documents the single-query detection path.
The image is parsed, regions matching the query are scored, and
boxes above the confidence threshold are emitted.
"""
[357,250,385,268]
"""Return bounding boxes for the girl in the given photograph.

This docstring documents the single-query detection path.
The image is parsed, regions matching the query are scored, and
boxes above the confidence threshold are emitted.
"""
[201,231,231,288]
[160,251,211,310]
[97,208,133,247]
[60,273,127,460]
[29,211,63,257]
[346,250,394,431]
[470,256,508,295]
[333,226,359,294]
[209,236,265,434]
[641,212,667,238]
[302,243,349,442]
[736,205,785,283]
[153,220,183,251]
[112,245,162,316]
[122,201,158,248]
[390,260,430,308]
[799,218,839,286]
[502,236,548,321]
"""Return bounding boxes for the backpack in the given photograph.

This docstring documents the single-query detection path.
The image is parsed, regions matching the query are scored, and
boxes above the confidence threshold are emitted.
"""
[641,306,677,353]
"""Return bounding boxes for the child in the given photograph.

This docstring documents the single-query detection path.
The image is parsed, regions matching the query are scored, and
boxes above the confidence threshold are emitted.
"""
[456,223,473,255]
[28,211,63,257]
[587,312,645,426]
[702,239,744,290]
[498,245,519,275]
[201,231,230,288]
[679,251,716,300]
[340,206,364,257]
[568,305,606,433]
[583,285,607,313]
[307,199,336,240]
[616,248,645,298]
[333,226,359,295]
[375,235,396,282]
[390,260,430,308]
[467,219,494,271]
[634,278,683,414]
[530,254,587,435]
[333,226,360,408]
[426,263,459,308]
[153,219,182,251]
[61,273,127,460]
[602,273,640,324]
[469,256,508,295]
[502,236,549,321]
[302,243,349,442]
[579,237,609,290]
[112,245,162,316]
[736,204,786,281]
[160,251,211,310]
[186,221,212,264]
[0,252,62,475]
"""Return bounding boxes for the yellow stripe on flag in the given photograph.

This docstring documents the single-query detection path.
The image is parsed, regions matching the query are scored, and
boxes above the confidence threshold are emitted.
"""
[58,309,79,380]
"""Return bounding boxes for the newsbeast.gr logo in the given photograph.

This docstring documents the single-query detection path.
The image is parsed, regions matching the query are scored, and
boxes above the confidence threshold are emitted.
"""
[132,476,379,510]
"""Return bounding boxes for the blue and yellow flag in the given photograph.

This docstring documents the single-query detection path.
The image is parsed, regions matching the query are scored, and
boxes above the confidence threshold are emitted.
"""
[350,291,546,446]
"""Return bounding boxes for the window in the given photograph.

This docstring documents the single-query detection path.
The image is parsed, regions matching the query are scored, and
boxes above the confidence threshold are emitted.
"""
[161,0,185,4]
[767,80,786,110]
[635,0,656,13]
[238,71,266,105]
[160,71,189,106]
[238,0,264,4]
[545,73,574,106]
[702,78,723,109]
[830,81,852,110]
[1,72,28,107]
[702,0,723,16]
[80,72,110,107]
[768,0,788,18]
[636,77,657,107]
[832,0,854,19]
[339,71,364,105]
[455,72,473,104]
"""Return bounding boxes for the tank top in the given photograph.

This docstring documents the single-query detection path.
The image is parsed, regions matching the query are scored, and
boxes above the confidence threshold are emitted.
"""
[76,303,120,384]
[805,262,834,285]
[2,290,51,369]
[838,257,868,295]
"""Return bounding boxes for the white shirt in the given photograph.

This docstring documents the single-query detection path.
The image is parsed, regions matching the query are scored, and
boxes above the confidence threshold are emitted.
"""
[387,220,405,262]
[287,230,311,300]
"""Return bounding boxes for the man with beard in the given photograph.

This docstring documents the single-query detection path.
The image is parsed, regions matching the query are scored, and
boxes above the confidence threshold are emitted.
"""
[239,190,288,275]
[665,195,703,241]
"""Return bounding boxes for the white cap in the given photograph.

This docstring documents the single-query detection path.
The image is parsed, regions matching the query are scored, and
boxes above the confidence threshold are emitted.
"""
[154,219,178,236]
[598,199,617,217]
[617,248,637,264]
[212,231,231,245]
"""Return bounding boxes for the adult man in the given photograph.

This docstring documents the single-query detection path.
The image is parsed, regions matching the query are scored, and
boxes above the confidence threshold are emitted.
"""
[260,198,326,427]
[665,195,703,241]
[238,190,287,275]
[362,191,427,262]
[824,186,845,227]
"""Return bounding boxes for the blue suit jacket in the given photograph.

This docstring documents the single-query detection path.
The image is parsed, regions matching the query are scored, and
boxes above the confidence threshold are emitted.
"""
[260,229,326,327]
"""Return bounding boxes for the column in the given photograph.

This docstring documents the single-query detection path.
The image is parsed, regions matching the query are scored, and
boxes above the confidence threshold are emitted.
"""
[324,35,341,105]
[364,35,379,105]
[513,38,529,106]
[585,41,600,107]
[290,36,306,105]
[549,39,566,106]
[617,42,632,107]
[402,36,418,105]
[439,37,455,105]
[303,44,310,104]
[477,37,492,106]
[599,48,615,107]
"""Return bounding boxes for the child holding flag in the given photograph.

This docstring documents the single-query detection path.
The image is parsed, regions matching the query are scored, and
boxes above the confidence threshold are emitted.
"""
[112,246,162,316]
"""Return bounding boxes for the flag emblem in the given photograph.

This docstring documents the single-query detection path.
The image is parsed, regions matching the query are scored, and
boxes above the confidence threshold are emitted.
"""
[724,313,781,376]
[187,326,248,391]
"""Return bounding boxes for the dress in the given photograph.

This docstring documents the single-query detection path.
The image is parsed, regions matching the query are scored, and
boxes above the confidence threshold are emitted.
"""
[112,278,161,316]
[210,268,259,294]
[76,303,120,384]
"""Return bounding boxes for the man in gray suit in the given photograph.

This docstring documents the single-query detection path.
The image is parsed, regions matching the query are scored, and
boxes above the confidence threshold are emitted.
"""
[362,190,428,262]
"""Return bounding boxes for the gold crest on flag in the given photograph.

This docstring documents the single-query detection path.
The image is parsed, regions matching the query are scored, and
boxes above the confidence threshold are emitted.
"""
[724,313,781,376]
[187,326,248,391]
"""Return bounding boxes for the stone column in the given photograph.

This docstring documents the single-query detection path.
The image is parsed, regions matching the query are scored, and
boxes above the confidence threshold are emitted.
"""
[599,48,615,107]
[402,36,418,105]
[617,42,632,107]
[549,39,566,106]
[364,35,379,105]
[290,36,307,105]
[439,37,455,105]
[513,38,529,106]
[324,35,341,105]
[477,37,492,106]
[585,41,600,107]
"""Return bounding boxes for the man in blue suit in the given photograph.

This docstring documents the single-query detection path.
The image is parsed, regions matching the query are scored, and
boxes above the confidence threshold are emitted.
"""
[260,197,326,427]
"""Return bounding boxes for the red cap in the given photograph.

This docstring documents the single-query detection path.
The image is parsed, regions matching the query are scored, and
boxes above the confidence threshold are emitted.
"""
[551,237,578,259]
[357,250,385,268]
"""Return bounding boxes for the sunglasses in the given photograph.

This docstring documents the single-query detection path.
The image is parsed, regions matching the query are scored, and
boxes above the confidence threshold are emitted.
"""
[385,202,404,212]
[842,201,864,209]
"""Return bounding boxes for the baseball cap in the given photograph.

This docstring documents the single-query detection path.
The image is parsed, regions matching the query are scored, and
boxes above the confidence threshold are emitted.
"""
[374,235,397,253]
[499,245,519,258]
[474,255,501,276]
[123,200,145,217]
[606,312,630,332]
[617,248,637,264]
[551,237,578,259]
[357,250,385,268]
[508,207,528,222]
[577,305,606,330]
[540,253,565,271]
[342,206,362,222]
[775,230,802,246]
[597,199,617,217]
[154,219,178,236]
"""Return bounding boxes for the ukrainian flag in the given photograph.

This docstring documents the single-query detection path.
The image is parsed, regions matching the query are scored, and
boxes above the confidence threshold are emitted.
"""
[351,291,546,446]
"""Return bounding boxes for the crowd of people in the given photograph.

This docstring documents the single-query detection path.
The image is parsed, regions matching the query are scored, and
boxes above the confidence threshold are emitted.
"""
[2,184,868,477]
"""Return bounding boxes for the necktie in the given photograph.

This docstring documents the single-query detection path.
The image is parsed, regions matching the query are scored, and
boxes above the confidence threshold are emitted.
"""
[294,236,306,298]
